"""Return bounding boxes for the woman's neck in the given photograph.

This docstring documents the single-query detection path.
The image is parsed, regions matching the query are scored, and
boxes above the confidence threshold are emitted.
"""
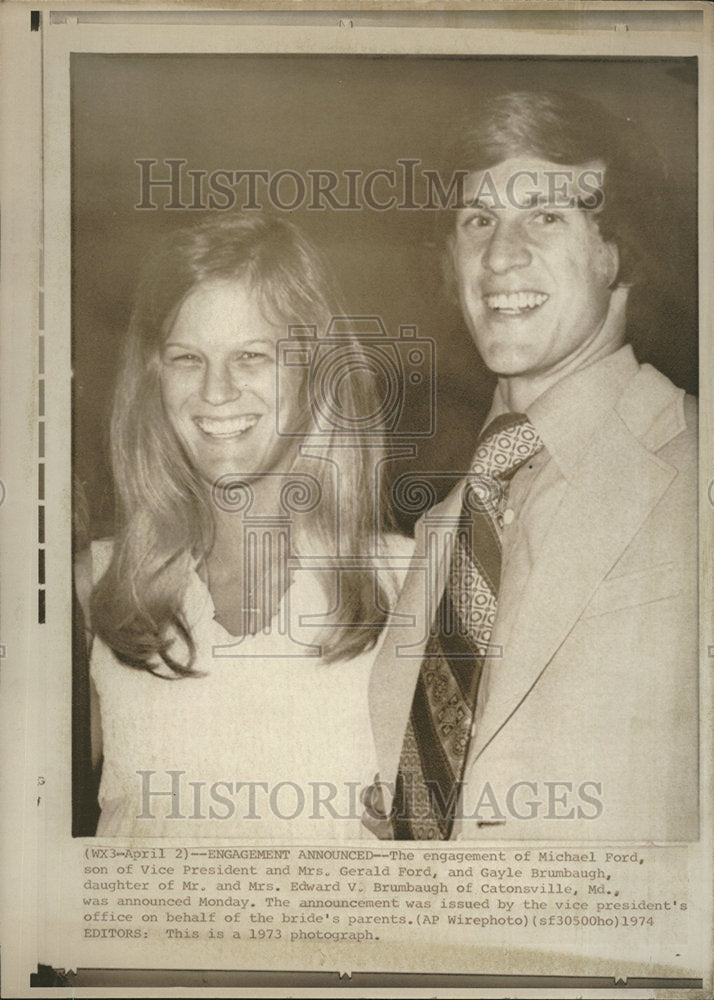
[203,475,293,636]
[208,474,286,571]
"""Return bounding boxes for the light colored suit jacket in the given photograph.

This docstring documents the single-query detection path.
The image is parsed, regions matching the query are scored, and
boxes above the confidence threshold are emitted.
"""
[366,357,698,841]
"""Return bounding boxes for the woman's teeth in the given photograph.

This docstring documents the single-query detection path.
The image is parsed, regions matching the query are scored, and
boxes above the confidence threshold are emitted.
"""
[194,415,259,437]
[484,291,549,314]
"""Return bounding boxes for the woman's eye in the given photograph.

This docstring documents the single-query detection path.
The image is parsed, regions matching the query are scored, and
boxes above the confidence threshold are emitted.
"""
[535,211,564,225]
[167,352,201,364]
[234,350,271,364]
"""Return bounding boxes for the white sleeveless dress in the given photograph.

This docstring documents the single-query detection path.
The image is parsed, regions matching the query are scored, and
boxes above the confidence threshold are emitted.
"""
[90,536,413,839]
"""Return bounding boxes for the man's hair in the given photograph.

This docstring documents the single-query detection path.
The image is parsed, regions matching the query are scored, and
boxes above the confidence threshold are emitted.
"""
[91,212,396,675]
[444,90,666,287]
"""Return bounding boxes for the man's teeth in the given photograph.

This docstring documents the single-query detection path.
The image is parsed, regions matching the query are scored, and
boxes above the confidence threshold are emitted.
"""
[195,415,259,437]
[484,291,549,312]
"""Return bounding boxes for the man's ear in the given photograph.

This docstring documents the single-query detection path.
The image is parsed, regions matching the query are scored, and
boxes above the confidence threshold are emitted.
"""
[604,240,621,289]
[601,283,630,343]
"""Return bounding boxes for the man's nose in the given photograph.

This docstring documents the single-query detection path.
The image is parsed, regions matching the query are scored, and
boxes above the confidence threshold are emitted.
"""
[201,362,241,406]
[482,218,532,273]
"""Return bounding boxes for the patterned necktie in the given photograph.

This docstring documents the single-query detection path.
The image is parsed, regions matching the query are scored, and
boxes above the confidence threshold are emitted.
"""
[392,413,544,839]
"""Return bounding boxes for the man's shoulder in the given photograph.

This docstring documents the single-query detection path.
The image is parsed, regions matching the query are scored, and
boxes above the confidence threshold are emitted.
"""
[616,361,696,460]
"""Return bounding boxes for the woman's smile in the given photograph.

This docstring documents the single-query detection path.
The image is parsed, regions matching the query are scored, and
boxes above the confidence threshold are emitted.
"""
[193,413,261,438]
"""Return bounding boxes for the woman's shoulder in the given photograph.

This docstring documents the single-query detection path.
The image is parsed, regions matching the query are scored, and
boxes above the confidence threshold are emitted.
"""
[74,538,115,626]
[90,537,115,570]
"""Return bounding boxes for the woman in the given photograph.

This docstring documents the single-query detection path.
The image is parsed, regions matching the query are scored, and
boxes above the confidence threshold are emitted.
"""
[77,213,412,838]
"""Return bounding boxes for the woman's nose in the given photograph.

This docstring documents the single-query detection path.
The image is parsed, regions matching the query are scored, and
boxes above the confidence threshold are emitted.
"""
[483,218,532,274]
[201,362,241,406]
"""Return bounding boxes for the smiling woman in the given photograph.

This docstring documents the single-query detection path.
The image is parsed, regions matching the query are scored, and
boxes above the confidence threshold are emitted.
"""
[160,280,302,495]
[76,213,413,838]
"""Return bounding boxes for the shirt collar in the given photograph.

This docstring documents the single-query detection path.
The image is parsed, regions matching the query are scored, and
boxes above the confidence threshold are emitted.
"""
[483,345,640,482]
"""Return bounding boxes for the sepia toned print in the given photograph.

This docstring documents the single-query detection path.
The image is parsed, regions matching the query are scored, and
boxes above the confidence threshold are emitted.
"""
[73,74,697,845]
[1,4,711,996]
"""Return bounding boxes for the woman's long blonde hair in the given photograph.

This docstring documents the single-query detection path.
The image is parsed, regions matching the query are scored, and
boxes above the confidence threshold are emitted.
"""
[91,213,396,675]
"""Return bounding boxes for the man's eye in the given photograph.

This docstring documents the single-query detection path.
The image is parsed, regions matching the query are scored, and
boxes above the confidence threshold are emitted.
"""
[462,212,495,230]
[535,211,564,225]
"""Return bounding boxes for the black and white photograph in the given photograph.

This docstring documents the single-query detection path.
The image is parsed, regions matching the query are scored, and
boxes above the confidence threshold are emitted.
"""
[71,52,699,843]
[1,3,712,996]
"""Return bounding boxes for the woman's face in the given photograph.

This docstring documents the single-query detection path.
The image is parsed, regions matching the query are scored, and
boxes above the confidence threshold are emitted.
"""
[159,278,301,490]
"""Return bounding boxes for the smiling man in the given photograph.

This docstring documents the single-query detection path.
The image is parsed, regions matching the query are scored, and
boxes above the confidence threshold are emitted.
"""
[453,155,621,407]
[366,91,698,841]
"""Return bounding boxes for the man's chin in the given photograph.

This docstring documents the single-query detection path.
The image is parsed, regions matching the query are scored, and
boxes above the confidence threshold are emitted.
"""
[480,347,539,379]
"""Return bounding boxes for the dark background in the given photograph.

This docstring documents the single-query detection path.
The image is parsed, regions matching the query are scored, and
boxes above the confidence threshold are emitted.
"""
[71,54,698,539]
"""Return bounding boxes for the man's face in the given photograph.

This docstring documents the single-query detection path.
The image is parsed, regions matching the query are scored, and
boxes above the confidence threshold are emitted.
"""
[452,156,620,381]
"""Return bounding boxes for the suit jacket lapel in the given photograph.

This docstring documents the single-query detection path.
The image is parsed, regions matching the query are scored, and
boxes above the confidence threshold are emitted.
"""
[368,486,462,798]
[469,409,676,761]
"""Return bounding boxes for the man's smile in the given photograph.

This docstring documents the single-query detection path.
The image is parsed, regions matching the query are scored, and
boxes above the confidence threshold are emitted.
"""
[483,291,549,315]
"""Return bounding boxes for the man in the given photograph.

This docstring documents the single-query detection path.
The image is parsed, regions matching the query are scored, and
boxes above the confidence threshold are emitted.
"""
[364,91,698,841]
